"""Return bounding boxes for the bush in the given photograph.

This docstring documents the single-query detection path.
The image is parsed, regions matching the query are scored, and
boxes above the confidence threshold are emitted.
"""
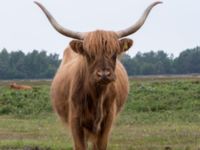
[0,86,52,117]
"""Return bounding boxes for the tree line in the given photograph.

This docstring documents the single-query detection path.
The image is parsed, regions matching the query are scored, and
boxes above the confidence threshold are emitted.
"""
[121,46,200,76]
[0,49,60,79]
[0,46,200,79]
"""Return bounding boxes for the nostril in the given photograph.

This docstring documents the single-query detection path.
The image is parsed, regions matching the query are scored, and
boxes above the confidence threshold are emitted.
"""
[104,70,111,77]
[96,71,103,77]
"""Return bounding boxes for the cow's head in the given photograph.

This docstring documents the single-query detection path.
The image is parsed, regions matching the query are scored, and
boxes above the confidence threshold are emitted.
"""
[69,31,133,84]
[10,82,17,88]
[35,1,162,85]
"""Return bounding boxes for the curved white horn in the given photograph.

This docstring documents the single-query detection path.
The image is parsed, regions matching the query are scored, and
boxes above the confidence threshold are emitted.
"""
[117,1,162,38]
[35,1,85,40]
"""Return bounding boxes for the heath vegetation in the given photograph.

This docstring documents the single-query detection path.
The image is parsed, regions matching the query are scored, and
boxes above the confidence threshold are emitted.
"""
[0,77,200,150]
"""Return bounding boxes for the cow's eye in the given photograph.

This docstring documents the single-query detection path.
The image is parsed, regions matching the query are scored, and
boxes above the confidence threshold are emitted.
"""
[86,54,95,63]
[111,53,117,60]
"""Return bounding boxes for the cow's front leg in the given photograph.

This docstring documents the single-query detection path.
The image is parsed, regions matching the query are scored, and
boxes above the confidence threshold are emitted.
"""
[71,117,87,150]
[93,107,116,150]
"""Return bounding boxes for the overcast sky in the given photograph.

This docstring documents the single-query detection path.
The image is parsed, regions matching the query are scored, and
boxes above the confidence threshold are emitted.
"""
[0,0,199,57]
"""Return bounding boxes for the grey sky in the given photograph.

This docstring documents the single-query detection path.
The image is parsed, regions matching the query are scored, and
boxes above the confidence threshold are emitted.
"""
[0,0,199,57]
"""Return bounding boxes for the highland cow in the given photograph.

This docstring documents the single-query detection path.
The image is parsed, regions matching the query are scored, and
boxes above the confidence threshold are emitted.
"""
[10,82,32,90]
[35,1,162,149]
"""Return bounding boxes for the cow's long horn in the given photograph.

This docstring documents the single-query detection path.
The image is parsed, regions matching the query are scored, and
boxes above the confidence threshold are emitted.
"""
[34,1,85,40]
[117,1,162,38]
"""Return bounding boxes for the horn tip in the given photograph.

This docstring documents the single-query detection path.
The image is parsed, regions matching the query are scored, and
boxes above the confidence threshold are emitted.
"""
[155,1,163,4]
[34,1,41,6]
[151,1,163,7]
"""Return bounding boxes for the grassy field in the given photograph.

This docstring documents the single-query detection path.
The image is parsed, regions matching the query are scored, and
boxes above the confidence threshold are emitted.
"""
[0,77,200,150]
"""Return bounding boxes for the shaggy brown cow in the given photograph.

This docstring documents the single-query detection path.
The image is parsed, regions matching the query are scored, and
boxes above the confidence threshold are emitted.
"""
[10,82,32,90]
[35,1,162,149]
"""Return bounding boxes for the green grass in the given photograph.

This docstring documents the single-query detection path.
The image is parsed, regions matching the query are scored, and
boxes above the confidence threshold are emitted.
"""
[0,115,72,150]
[122,79,200,124]
[0,77,200,149]
[0,85,51,117]
[0,116,200,150]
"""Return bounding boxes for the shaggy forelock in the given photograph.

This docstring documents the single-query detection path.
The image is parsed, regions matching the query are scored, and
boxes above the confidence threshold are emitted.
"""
[83,30,120,57]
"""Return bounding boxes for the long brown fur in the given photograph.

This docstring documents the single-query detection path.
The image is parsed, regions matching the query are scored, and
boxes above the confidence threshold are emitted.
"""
[51,30,130,150]
[83,31,121,56]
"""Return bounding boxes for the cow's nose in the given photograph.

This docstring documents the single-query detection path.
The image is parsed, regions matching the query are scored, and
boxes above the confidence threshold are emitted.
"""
[96,70,111,79]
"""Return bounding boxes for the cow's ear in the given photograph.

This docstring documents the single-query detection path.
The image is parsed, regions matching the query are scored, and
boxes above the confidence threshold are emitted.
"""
[119,38,133,52]
[70,40,85,55]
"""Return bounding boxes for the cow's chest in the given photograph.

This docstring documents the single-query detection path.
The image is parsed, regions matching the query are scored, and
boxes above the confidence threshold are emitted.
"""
[80,94,108,133]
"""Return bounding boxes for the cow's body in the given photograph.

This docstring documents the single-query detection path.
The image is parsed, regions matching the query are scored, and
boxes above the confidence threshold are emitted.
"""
[10,83,32,90]
[51,31,129,149]
[52,46,129,124]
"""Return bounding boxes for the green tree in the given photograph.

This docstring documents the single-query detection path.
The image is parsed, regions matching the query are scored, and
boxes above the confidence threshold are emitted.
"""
[0,48,10,79]
[175,47,200,74]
